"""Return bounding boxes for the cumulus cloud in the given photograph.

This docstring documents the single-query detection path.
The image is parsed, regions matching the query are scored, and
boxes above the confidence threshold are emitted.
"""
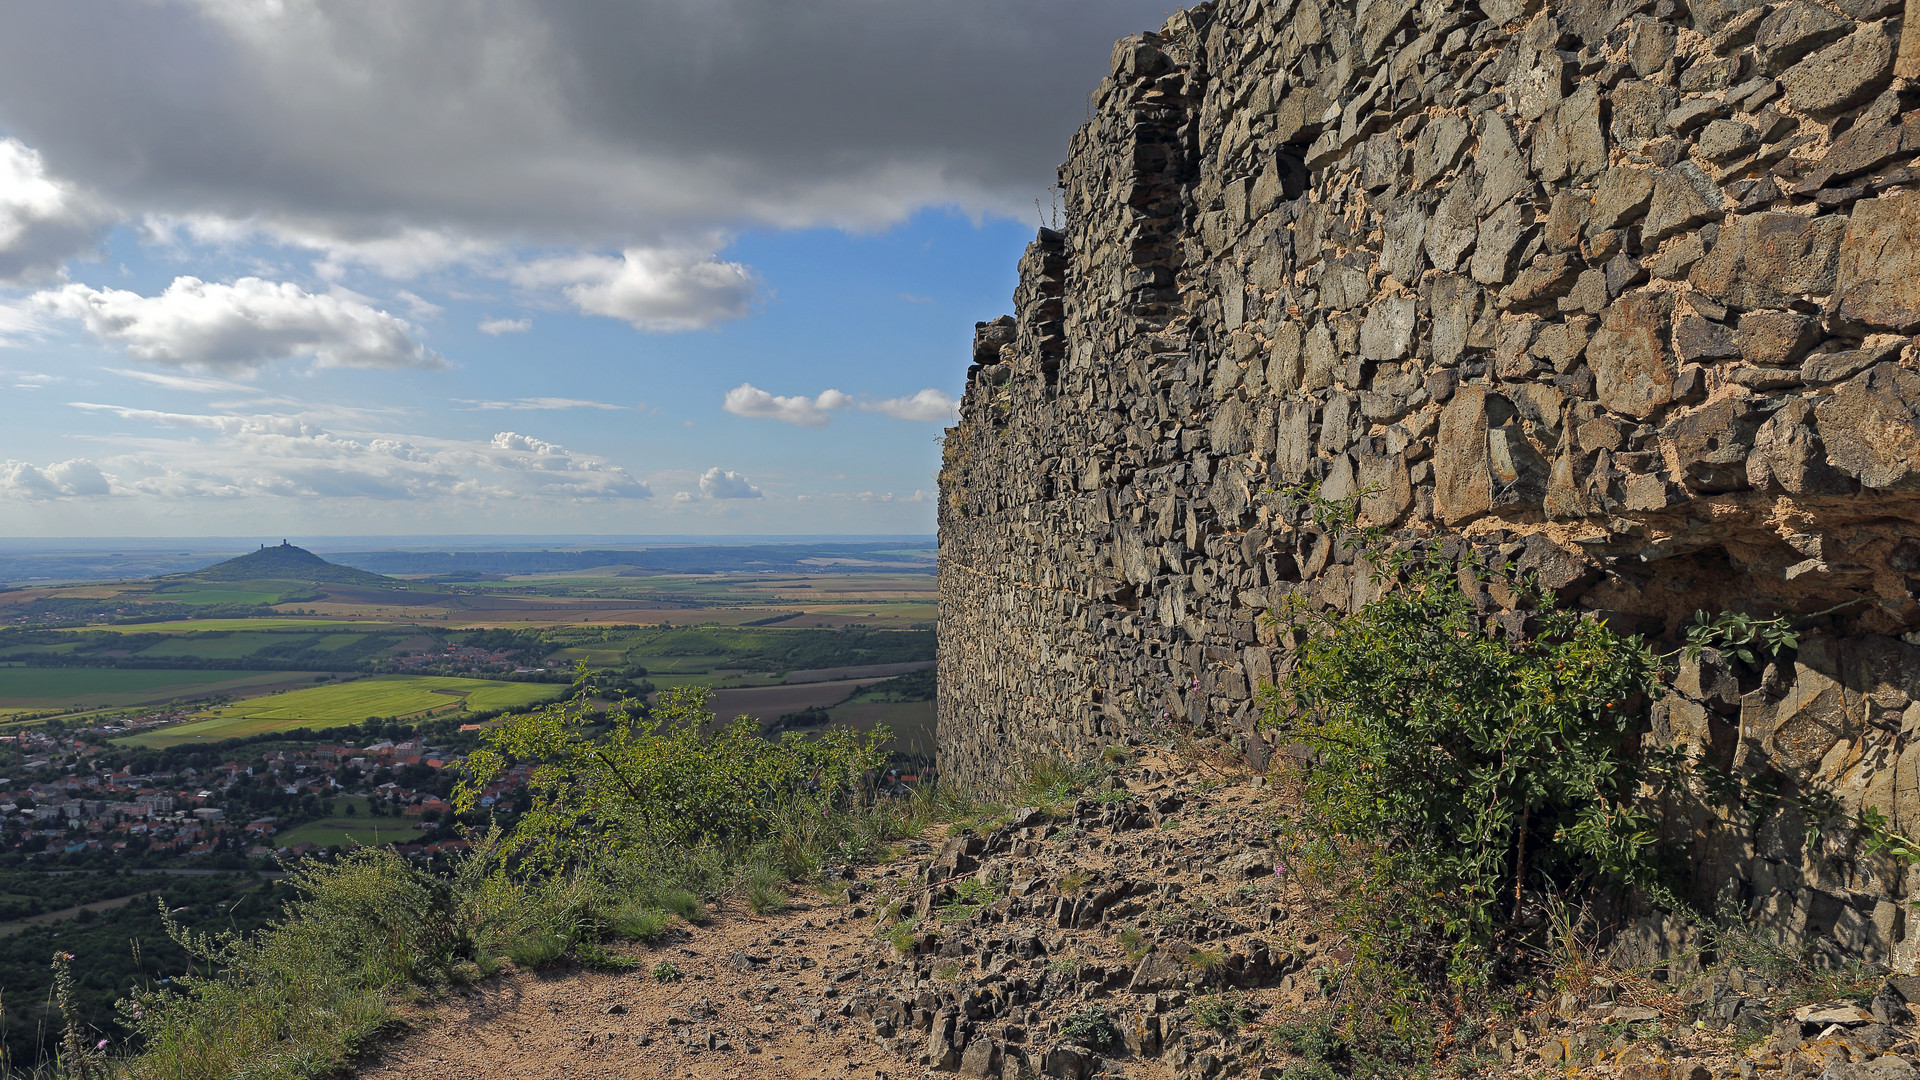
[698,467,761,499]
[862,388,959,422]
[33,276,443,374]
[724,383,958,425]
[52,403,651,501]
[0,3,1168,254]
[0,457,111,499]
[478,316,530,335]
[0,138,110,282]
[722,383,851,427]
[512,248,755,332]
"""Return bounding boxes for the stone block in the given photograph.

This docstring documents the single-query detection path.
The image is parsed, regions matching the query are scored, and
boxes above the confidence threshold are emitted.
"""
[1689,211,1846,310]
[1588,290,1677,418]
[1780,23,1898,116]
[1814,362,1920,490]
[1833,193,1920,333]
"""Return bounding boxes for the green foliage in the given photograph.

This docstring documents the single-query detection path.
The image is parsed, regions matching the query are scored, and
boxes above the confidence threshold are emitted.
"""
[651,960,682,983]
[1262,542,1665,955]
[1683,609,1798,666]
[458,674,889,874]
[117,849,463,1080]
[1187,947,1227,973]
[505,931,569,970]
[1858,806,1920,865]
[1271,1015,1346,1062]
[1191,993,1251,1033]
[745,865,789,915]
[605,904,670,943]
[1059,1005,1120,1049]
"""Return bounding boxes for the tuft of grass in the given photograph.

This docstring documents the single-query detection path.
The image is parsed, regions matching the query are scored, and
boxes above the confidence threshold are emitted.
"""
[745,867,789,915]
[1118,928,1148,961]
[653,887,708,925]
[933,962,960,983]
[885,921,918,954]
[607,904,671,943]
[1187,946,1227,973]
[1192,992,1251,1034]
[573,941,636,972]
[506,930,569,970]
[1057,871,1089,894]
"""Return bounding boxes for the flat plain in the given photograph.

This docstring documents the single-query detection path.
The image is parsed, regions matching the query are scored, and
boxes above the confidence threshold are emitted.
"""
[119,676,567,747]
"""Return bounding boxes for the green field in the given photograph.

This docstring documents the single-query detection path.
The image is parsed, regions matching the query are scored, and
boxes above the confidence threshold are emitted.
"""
[0,667,313,710]
[275,800,421,849]
[119,675,567,746]
[52,619,393,633]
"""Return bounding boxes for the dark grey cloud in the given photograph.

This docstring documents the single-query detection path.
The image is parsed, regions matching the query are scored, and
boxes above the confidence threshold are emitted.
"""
[0,0,1175,252]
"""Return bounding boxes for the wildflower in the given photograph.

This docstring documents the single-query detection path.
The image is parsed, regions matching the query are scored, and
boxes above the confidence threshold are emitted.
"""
[97,1039,109,1049]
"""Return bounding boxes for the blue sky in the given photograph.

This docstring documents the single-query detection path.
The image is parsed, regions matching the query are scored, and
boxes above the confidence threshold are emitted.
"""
[0,0,1175,537]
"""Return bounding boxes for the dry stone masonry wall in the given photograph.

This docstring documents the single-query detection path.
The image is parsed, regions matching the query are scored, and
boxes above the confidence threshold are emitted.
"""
[939,0,1920,966]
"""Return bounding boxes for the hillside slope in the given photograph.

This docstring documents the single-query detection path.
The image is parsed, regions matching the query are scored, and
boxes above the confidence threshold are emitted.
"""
[169,543,404,588]
[359,755,1920,1080]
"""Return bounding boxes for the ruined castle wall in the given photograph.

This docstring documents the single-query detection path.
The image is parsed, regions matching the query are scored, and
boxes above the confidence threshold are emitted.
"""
[938,0,1920,966]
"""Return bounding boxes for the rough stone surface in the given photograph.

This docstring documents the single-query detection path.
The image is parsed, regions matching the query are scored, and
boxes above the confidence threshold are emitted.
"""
[940,0,1920,971]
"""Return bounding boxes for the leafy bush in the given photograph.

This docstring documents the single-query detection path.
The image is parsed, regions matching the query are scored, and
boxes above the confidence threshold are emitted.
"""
[651,961,682,983]
[1263,539,1664,957]
[458,679,888,874]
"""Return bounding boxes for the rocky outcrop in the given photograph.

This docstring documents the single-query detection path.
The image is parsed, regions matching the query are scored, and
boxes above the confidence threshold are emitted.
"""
[938,0,1920,966]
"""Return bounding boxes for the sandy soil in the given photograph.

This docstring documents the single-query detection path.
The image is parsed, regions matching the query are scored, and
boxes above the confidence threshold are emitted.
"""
[357,897,907,1080]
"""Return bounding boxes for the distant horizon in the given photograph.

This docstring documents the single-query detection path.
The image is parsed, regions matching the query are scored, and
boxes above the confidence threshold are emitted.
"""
[0,533,937,553]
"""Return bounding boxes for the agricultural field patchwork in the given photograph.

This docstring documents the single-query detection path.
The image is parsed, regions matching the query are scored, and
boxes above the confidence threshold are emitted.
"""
[0,667,316,711]
[118,675,567,747]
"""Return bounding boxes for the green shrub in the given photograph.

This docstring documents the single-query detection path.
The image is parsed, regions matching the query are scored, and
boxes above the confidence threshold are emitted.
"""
[1192,993,1250,1033]
[651,960,682,983]
[1263,535,1664,957]
[118,849,466,1080]
[458,677,889,874]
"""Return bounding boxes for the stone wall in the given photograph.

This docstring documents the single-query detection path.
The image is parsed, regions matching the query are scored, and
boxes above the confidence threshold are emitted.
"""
[938,0,1920,966]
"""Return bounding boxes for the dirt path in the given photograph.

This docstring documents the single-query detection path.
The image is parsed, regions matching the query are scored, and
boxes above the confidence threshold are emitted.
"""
[358,895,905,1080]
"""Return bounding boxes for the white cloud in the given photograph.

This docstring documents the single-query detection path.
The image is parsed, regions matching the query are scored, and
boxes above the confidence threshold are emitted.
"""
[0,458,112,499]
[862,388,958,422]
[478,316,530,335]
[724,383,957,425]
[673,490,694,502]
[513,248,755,332]
[33,276,444,374]
[458,397,623,411]
[698,467,761,499]
[394,290,444,320]
[54,404,651,502]
[722,383,850,427]
[0,138,110,282]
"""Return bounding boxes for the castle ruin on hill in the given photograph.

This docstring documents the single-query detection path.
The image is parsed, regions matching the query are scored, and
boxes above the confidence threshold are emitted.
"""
[938,0,1920,967]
